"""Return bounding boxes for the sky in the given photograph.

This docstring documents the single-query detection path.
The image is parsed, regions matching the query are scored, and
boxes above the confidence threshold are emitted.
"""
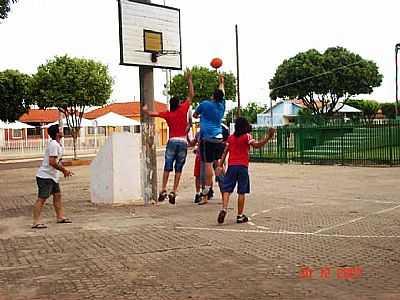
[0,0,399,107]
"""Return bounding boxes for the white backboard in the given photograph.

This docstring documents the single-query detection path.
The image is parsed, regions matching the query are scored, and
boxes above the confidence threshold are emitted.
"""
[118,0,182,70]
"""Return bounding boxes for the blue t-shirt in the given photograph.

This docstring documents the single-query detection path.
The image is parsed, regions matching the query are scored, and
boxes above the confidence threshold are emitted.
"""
[195,99,225,139]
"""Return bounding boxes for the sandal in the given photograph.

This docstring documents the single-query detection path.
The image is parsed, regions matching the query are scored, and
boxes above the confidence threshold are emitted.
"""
[32,223,47,229]
[57,218,72,224]
[168,192,176,205]
[158,191,168,202]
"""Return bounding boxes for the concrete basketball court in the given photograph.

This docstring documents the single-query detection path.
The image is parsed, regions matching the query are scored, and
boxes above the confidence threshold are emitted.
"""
[0,153,399,299]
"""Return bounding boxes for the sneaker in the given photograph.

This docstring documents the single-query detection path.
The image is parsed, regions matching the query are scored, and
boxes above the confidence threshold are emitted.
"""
[168,192,176,205]
[194,193,201,203]
[158,191,167,202]
[217,210,227,224]
[207,188,214,200]
[237,214,249,224]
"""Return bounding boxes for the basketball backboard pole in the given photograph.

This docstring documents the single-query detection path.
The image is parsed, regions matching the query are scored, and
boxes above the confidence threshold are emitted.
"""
[118,0,182,204]
[235,24,241,117]
[139,0,158,205]
[140,66,158,205]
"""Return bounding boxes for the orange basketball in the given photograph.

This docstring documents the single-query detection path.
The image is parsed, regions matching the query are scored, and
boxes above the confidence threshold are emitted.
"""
[210,57,223,69]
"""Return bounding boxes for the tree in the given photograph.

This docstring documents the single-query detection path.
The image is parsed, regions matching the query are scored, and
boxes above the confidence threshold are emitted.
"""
[346,99,380,122]
[0,0,17,20]
[269,47,383,115]
[169,66,236,106]
[31,55,113,159]
[380,103,396,119]
[0,69,31,122]
[225,102,266,125]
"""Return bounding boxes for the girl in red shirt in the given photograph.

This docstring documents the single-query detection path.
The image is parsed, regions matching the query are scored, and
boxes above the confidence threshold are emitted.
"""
[216,117,275,224]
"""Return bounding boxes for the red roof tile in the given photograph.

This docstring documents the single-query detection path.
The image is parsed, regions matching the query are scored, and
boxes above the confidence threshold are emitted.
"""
[84,101,168,119]
[19,109,60,123]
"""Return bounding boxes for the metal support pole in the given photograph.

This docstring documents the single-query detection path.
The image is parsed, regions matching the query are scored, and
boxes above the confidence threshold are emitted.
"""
[140,66,158,205]
[235,24,241,117]
[395,43,400,119]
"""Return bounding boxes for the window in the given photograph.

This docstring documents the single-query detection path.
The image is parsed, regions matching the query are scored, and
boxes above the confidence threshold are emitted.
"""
[134,125,141,133]
[87,127,96,135]
[12,129,23,139]
[27,126,41,137]
[63,127,72,137]
[123,126,131,132]
[97,127,106,135]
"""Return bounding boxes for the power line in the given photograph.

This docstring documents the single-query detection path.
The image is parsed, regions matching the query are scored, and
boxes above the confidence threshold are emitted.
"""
[270,61,363,92]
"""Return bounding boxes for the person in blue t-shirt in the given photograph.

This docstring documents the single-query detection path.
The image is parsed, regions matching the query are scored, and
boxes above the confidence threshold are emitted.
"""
[193,74,225,205]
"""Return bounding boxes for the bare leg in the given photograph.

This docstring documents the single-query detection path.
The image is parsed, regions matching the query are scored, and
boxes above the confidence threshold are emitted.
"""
[172,172,182,193]
[195,176,201,193]
[52,192,65,221]
[222,192,230,210]
[33,198,46,225]
[237,194,246,215]
[200,162,214,204]
[161,171,170,192]
[204,162,213,187]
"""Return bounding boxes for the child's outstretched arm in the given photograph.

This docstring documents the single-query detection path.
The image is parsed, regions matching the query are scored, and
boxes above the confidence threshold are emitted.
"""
[142,104,161,117]
[250,127,276,149]
[216,143,229,175]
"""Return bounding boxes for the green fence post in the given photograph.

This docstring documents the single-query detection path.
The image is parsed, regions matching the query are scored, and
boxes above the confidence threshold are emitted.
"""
[341,134,344,165]
[389,120,393,166]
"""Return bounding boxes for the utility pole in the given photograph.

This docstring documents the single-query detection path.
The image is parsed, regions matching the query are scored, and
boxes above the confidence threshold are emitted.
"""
[235,24,241,117]
[140,0,157,205]
[395,43,400,119]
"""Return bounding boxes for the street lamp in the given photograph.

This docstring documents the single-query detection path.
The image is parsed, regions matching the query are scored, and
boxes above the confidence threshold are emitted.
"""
[396,43,400,119]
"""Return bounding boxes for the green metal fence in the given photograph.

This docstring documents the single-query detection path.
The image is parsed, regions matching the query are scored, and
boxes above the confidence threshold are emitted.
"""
[250,120,400,166]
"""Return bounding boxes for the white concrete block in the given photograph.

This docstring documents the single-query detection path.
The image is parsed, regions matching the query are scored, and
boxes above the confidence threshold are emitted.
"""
[90,132,142,205]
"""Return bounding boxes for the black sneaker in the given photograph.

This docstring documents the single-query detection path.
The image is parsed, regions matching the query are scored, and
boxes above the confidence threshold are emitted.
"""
[194,193,201,203]
[168,192,176,205]
[158,191,167,202]
[237,214,249,224]
[217,210,227,224]
[207,188,214,200]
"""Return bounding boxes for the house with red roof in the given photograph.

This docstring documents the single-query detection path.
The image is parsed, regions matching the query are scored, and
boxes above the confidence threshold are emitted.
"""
[8,102,169,145]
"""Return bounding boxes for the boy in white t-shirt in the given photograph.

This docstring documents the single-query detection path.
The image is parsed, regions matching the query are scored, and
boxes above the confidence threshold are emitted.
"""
[32,124,73,229]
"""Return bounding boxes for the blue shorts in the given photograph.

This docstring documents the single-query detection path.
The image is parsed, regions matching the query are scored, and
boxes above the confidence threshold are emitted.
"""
[164,140,188,173]
[221,165,250,194]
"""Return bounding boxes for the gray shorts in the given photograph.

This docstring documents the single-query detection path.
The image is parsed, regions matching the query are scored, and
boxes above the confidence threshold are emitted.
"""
[36,177,60,199]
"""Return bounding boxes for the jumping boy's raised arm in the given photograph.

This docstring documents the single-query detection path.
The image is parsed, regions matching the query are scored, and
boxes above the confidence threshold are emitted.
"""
[250,128,276,149]
[218,74,225,95]
[185,70,194,105]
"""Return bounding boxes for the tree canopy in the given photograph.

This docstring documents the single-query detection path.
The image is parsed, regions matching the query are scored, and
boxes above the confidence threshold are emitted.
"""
[169,66,236,106]
[225,102,265,125]
[31,55,113,158]
[0,69,31,122]
[0,0,17,19]
[269,47,383,115]
[346,99,380,122]
[380,103,396,119]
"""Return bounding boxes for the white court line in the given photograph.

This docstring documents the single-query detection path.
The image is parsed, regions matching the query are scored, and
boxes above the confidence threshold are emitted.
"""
[250,206,291,218]
[250,204,314,221]
[313,204,400,234]
[348,199,396,204]
[175,226,266,234]
[176,226,400,239]
[256,226,270,230]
